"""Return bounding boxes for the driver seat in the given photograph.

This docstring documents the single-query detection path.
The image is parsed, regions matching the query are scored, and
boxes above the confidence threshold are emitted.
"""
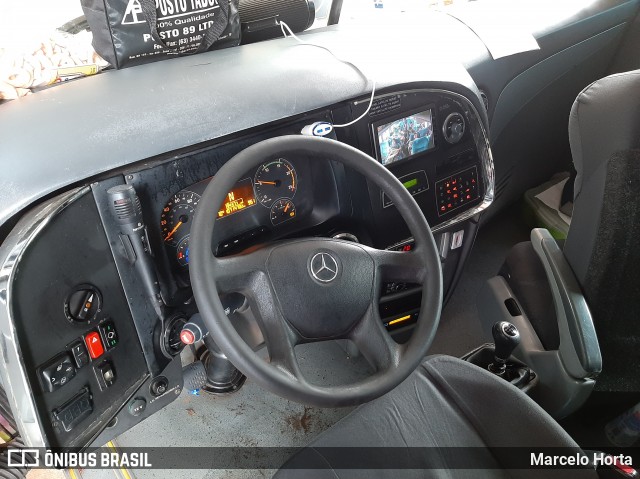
[275,355,596,478]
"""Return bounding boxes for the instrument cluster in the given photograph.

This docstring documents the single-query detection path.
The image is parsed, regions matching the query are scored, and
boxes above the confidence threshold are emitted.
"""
[159,158,299,270]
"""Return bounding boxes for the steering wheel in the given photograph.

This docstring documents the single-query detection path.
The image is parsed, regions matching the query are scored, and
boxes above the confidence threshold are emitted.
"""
[190,135,442,407]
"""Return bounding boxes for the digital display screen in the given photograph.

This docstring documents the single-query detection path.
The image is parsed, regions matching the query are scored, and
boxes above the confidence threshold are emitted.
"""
[217,178,256,219]
[403,178,418,189]
[376,109,435,166]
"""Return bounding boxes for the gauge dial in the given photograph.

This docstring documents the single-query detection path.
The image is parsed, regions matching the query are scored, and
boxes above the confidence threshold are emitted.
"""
[176,236,190,267]
[160,191,201,246]
[270,198,297,225]
[254,159,296,207]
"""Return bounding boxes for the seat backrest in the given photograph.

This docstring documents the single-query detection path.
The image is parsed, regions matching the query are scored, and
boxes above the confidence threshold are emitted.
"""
[564,70,640,391]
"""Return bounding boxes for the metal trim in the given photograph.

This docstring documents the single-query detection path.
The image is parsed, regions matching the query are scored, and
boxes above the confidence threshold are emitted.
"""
[0,186,90,447]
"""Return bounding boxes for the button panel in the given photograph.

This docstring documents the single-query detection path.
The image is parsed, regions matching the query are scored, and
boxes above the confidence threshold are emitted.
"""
[217,225,269,256]
[436,165,480,216]
[40,354,77,393]
[53,388,93,432]
[84,331,104,359]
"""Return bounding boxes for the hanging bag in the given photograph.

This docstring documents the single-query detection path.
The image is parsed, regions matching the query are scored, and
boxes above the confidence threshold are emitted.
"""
[82,0,240,69]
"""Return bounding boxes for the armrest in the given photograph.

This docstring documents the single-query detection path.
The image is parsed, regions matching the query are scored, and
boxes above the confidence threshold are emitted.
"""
[530,228,602,379]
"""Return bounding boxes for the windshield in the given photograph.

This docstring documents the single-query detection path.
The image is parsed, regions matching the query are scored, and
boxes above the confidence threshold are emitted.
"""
[0,0,464,101]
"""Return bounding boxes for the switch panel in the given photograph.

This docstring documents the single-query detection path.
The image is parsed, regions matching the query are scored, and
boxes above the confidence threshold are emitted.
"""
[436,166,480,216]
[40,353,76,393]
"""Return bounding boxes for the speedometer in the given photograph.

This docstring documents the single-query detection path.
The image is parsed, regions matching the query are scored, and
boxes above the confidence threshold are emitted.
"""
[254,159,296,207]
[160,190,201,246]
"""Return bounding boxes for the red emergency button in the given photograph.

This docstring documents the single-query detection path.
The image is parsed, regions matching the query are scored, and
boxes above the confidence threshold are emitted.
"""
[85,332,104,359]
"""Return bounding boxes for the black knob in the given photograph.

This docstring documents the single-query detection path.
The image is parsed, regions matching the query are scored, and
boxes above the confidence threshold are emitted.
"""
[65,286,101,323]
[150,377,169,397]
[489,321,520,374]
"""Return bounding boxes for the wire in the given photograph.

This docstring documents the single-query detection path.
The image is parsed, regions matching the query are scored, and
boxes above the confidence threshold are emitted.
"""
[332,79,376,128]
[279,21,306,44]
[278,21,377,129]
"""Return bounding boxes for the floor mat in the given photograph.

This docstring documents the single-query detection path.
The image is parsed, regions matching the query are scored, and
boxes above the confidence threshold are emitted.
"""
[115,340,372,479]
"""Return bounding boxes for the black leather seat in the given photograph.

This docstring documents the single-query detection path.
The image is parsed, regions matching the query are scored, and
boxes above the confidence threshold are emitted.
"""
[275,355,596,478]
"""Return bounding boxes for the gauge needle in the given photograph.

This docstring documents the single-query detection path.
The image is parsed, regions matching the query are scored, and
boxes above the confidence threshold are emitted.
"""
[258,180,277,185]
[164,221,183,241]
[284,203,290,213]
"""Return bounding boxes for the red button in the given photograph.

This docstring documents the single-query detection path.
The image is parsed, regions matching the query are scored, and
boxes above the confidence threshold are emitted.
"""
[180,329,195,345]
[85,332,104,359]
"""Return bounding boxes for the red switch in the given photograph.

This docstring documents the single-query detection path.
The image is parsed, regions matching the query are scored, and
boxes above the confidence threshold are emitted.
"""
[180,329,195,345]
[85,332,104,359]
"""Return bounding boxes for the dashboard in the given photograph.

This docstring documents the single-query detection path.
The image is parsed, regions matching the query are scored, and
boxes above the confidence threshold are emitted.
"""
[129,89,492,302]
[0,84,493,451]
[0,0,636,457]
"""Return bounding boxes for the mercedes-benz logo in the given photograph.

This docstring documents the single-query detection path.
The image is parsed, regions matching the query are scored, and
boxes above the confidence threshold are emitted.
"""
[310,252,339,283]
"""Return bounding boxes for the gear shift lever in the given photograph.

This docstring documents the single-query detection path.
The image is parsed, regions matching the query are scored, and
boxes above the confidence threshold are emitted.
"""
[489,321,520,375]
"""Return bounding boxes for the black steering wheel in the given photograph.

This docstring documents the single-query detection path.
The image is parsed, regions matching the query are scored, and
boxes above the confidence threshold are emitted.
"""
[190,135,442,407]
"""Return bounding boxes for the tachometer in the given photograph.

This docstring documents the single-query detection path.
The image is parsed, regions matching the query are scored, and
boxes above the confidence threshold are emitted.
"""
[254,158,296,207]
[160,190,201,246]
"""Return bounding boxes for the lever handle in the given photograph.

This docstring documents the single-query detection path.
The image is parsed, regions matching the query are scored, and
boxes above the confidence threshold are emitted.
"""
[489,321,520,375]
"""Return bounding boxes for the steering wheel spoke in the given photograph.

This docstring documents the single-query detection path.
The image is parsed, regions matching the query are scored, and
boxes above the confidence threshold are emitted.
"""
[243,280,305,382]
[350,304,403,373]
[264,320,304,382]
[210,247,270,294]
[364,245,427,285]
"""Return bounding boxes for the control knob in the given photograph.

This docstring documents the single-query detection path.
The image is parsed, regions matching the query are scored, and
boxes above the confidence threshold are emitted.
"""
[442,112,466,144]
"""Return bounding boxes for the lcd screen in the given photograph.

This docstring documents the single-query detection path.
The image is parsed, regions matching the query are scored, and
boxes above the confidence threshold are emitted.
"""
[217,178,257,219]
[376,109,435,166]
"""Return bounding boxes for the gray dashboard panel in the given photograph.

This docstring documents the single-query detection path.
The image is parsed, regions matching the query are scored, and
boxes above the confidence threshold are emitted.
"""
[490,24,626,143]
[1,0,638,228]
[0,17,481,229]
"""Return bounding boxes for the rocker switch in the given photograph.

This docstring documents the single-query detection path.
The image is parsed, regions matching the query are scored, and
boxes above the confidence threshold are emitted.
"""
[85,332,104,359]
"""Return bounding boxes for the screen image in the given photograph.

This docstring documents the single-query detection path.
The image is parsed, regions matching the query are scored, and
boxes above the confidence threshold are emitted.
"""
[217,178,257,219]
[376,109,435,165]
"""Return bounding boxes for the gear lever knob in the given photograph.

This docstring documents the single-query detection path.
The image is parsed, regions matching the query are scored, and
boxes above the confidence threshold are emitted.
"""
[489,321,520,375]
